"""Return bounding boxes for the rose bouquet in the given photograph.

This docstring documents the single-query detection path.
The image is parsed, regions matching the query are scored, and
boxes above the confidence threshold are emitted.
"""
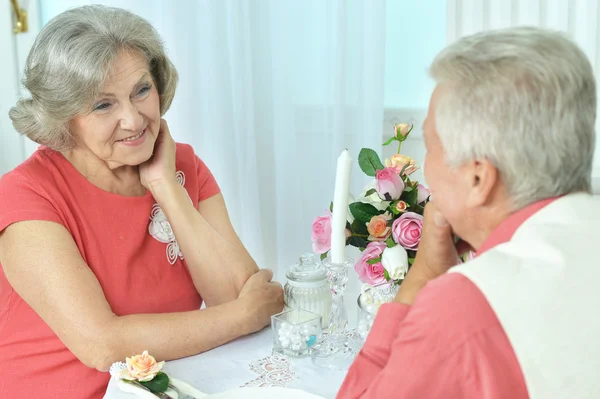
[312,123,431,286]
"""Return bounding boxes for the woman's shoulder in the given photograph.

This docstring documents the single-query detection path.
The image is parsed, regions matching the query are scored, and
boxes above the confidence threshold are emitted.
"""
[0,147,60,191]
[174,142,220,202]
[0,148,69,232]
[174,142,213,178]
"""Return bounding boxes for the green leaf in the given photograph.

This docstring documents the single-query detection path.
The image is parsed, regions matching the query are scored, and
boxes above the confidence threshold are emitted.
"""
[403,186,419,207]
[320,252,328,261]
[382,136,396,146]
[364,188,377,197]
[358,148,385,177]
[329,202,333,212]
[349,202,381,224]
[359,247,366,251]
[412,204,425,214]
[408,257,415,265]
[366,257,381,264]
[386,237,395,248]
[351,219,369,235]
[384,269,390,281]
[348,236,369,249]
[139,372,169,394]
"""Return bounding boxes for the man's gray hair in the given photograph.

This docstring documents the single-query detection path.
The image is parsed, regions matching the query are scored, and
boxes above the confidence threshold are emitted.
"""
[430,26,596,209]
[9,5,178,151]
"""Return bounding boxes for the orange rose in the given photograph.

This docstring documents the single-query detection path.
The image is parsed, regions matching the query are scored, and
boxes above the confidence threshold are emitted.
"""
[395,201,409,213]
[394,123,411,139]
[120,351,165,382]
[385,154,419,176]
[366,213,392,241]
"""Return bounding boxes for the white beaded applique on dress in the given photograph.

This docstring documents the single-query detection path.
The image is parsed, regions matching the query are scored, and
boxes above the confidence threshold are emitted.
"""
[148,171,192,264]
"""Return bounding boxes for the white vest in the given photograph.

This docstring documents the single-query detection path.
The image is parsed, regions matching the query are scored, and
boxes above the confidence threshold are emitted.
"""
[450,193,600,398]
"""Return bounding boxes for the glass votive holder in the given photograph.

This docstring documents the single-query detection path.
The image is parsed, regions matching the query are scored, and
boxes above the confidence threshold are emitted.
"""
[357,281,400,340]
[271,308,322,357]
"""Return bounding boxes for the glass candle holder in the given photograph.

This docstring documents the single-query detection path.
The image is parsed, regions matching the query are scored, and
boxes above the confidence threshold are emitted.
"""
[311,255,359,370]
[271,308,322,357]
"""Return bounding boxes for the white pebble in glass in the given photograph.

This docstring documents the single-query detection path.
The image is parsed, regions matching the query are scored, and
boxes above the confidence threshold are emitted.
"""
[271,308,322,357]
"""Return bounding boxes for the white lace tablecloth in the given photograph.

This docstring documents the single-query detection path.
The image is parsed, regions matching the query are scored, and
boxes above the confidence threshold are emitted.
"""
[103,327,349,399]
[103,275,363,399]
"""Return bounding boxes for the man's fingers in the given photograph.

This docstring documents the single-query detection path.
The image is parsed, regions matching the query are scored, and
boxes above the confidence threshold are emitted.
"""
[423,202,453,238]
[455,239,474,256]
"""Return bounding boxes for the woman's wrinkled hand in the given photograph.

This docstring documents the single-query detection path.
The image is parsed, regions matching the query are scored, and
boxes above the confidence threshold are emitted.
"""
[237,269,284,333]
[139,119,177,194]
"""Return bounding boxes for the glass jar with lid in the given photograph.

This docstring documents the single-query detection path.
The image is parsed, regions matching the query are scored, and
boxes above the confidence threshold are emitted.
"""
[284,253,332,327]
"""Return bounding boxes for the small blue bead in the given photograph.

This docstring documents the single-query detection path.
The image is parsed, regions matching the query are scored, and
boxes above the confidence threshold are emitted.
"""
[306,335,317,347]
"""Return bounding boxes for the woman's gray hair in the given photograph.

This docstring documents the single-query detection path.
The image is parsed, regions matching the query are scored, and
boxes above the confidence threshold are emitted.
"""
[430,26,596,210]
[9,5,178,151]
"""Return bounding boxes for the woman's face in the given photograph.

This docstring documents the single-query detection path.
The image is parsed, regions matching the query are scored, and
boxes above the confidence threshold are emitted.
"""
[69,49,161,169]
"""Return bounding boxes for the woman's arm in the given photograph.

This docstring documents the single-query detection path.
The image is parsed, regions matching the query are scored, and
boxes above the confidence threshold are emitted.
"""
[0,220,282,372]
[140,120,259,307]
[152,184,258,307]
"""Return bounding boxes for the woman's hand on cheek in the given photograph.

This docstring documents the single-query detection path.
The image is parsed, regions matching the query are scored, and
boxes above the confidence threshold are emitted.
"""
[139,118,177,194]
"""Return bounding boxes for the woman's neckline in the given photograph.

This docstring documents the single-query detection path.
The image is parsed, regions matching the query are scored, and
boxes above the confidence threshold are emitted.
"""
[42,147,153,200]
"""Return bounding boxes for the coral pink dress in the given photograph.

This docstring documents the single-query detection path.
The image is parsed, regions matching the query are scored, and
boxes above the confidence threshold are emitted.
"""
[0,144,220,398]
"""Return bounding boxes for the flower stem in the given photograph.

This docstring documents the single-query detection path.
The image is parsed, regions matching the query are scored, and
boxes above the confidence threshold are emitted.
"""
[397,140,402,154]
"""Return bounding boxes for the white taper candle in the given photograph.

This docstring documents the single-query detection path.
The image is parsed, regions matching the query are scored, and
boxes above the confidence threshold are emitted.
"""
[330,149,352,264]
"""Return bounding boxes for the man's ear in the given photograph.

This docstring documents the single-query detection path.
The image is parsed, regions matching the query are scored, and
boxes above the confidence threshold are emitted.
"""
[464,159,499,208]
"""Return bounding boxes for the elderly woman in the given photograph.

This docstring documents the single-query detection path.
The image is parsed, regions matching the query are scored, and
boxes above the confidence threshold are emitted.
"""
[0,5,283,398]
[339,27,600,398]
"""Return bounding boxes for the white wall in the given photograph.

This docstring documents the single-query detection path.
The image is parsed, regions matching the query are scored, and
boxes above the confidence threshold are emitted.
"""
[384,0,446,109]
[382,0,446,186]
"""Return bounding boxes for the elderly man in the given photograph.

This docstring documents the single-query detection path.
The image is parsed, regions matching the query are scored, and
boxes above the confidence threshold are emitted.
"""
[338,27,600,398]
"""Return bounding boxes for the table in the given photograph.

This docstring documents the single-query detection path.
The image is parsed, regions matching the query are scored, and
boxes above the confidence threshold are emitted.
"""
[103,327,349,399]
[104,271,364,399]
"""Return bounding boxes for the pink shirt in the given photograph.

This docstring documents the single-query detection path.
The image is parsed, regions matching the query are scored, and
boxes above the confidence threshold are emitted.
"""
[0,144,220,399]
[337,198,556,399]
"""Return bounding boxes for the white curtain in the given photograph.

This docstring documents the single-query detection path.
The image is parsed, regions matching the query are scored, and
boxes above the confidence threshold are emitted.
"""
[41,0,386,278]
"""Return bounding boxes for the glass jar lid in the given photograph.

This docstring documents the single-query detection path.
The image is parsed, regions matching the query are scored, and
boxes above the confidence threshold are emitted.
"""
[286,253,328,286]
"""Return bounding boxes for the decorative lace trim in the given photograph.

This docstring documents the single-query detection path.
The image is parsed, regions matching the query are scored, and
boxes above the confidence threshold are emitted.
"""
[148,171,192,265]
[242,353,295,388]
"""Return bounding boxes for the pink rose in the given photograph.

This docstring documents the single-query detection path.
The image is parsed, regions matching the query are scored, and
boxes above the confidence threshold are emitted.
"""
[392,212,424,250]
[366,212,392,241]
[376,167,404,200]
[354,242,387,285]
[311,210,332,254]
[417,184,430,203]
[385,154,419,176]
[120,351,165,382]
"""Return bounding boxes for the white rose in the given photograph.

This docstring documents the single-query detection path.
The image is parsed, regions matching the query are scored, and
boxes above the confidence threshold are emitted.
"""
[381,245,408,280]
[357,180,390,211]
